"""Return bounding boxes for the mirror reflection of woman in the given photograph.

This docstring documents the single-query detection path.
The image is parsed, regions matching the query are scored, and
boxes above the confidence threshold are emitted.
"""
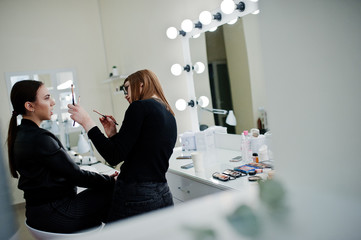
[7,80,116,233]
[68,69,177,222]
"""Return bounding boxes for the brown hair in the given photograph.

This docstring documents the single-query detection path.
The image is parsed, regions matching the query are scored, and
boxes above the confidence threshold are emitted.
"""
[7,80,43,178]
[124,69,175,116]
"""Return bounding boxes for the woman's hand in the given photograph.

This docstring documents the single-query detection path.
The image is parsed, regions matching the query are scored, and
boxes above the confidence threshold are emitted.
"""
[68,103,96,132]
[99,116,117,138]
[110,171,119,181]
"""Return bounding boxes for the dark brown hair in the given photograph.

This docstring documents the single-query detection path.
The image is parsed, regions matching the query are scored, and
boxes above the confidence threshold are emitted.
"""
[124,69,175,116]
[7,80,43,178]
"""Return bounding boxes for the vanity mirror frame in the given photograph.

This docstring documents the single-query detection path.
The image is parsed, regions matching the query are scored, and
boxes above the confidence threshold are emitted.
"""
[173,0,259,132]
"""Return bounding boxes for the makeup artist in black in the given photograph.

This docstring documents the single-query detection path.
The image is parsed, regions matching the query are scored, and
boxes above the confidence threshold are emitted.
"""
[7,80,116,233]
[68,69,177,222]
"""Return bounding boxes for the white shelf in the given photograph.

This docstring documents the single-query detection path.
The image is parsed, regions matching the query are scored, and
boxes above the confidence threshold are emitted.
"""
[103,74,128,84]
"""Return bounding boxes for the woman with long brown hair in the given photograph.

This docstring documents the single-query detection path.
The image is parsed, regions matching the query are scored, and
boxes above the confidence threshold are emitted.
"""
[7,80,115,233]
[68,69,177,222]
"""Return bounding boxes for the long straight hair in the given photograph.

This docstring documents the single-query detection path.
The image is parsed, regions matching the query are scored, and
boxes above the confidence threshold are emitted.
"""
[124,69,175,116]
[7,80,43,178]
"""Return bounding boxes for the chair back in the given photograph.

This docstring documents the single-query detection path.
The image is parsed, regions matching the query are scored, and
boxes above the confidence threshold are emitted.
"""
[25,221,104,240]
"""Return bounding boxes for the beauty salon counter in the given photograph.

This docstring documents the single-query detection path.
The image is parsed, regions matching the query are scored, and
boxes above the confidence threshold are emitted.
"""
[166,145,268,203]
[75,134,273,240]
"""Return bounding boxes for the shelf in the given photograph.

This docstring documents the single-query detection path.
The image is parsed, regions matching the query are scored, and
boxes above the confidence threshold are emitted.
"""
[103,75,128,84]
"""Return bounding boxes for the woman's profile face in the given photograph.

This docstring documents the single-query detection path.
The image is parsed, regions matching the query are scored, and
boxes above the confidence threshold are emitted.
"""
[32,85,55,121]
[124,81,131,104]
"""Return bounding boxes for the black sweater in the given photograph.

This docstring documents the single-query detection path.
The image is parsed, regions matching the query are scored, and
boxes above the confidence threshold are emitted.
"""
[88,98,177,183]
[15,119,114,206]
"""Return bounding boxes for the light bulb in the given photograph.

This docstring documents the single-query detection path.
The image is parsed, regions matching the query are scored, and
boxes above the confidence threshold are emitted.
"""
[252,9,260,15]
[209,27,218,32]
[221,0,235,14]
[227,18,238,25]
[194,62,205,74]
[166,27,178,39]
[198,96,209,108]
[175,99,187,111]
[192,33,201,39]
[171,64,182,76]
[181,19,193,33]
[199,11,212,25]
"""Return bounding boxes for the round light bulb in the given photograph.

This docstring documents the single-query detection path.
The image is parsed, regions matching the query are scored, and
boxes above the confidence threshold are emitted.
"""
[209,26,218,32]
[227,18,238,25]
[166,27,178,39]
[192,33,201,39]
[221,0,236,14]
[181,19,193,33]
[194,62,205,74]
[175,99,187,111]
[171,64,183,76]
[199,11,212,25]
[198,96,209,108]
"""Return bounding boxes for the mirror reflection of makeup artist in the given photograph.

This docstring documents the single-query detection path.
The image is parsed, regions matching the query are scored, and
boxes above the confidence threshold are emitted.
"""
[6,80,116,233]
[68,69,177,222]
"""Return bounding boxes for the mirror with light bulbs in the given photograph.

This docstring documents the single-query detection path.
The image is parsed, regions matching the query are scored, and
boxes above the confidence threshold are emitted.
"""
[167,0,262,134]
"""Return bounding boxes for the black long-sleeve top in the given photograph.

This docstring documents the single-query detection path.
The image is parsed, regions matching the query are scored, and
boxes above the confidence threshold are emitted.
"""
[88,98,177,183]
[14,119,114,206]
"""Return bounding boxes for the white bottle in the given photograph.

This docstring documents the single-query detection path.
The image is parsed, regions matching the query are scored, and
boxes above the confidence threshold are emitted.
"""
[112,66,119,76]
[241,131,252,163]
[241,133,249,163]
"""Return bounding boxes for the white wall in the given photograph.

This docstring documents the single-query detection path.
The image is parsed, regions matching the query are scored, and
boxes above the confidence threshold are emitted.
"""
[258,0,361,239]
[98,0,221,133]
[0,0,112,204]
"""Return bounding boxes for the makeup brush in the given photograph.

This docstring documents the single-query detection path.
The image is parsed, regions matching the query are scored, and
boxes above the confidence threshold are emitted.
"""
[93,110,119,125]
[71,84,76,126]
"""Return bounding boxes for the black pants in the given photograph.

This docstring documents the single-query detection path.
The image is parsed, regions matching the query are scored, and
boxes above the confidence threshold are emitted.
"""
[107,180,174,223]
[25,187,113,233]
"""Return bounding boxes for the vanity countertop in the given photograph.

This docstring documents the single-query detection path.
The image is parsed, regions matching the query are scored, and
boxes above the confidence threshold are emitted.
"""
[168,147,269,192]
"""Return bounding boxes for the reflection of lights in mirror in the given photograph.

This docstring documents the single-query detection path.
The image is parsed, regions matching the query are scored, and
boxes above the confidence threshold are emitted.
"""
[227,18,238,25]
[57,80,73,90]
[167,0,259,133]
[192,33,201,39]
[193,62,205,74]
[198,96,210,108]
[209,27,218,32]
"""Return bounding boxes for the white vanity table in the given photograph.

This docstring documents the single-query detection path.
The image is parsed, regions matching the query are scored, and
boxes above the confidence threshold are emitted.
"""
[166,133,269,203]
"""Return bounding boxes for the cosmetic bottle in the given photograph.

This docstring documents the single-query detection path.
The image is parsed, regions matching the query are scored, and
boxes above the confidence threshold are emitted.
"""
[112,66,119,76]
[252,153,259,163]
[241,133,251,163]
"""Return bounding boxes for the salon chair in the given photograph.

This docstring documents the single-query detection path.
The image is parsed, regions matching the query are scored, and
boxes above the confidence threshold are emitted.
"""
[25,221,104,240]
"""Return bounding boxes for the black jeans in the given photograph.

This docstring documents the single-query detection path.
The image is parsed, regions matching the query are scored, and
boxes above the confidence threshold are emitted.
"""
[25,187,113,233]
[107,180,174,222]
